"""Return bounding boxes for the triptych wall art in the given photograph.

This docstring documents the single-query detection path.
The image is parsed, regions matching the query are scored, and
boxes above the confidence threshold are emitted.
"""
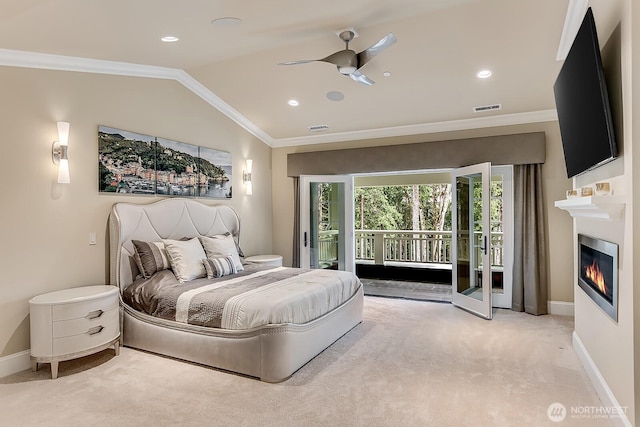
[98,125,232,198]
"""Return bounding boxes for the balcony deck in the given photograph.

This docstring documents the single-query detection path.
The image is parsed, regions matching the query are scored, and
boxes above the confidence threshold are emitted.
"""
[361,278,452,302]
[318,229,504,302]
[356,259,453,302]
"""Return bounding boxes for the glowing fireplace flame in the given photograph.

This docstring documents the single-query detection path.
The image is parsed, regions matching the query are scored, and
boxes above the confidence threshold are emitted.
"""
[585,260,607,294]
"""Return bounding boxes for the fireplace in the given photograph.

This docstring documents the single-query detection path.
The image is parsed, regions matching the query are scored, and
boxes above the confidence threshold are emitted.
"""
[578,234,618,321]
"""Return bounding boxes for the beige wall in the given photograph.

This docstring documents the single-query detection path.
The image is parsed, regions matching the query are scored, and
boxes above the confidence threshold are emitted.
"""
[272,121,574,302]
[633,0,640,420]
[573,0,637,423]
[0,66,273,357]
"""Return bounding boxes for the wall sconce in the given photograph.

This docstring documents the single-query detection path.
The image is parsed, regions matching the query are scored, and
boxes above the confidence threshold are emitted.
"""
[51,121,70,184]
[243,159,253,195]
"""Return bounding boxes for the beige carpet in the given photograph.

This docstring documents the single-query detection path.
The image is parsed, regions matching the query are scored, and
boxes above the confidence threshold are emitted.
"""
[0,297,608,426]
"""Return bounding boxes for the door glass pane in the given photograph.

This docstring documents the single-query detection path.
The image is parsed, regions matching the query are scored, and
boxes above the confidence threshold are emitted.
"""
[472,177,484,300]
[310,182,346,270]
[451,162,492,319]
[455,173,484,301]
[490,175,504,295]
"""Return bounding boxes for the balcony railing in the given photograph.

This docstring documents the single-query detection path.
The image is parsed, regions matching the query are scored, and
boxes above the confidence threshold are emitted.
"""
[353,230,504,268]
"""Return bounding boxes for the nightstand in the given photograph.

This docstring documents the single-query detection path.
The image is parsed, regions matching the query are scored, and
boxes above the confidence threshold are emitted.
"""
[245,254,283,267]
[29,285,120,379]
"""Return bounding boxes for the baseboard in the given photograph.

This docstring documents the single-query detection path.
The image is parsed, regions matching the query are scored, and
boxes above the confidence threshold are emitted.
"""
[547,300,574,316]
[0,350,31,379]
[572,332,632,427]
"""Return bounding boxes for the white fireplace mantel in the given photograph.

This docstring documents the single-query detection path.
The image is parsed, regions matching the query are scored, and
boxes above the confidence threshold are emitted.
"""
[554,195,626,220]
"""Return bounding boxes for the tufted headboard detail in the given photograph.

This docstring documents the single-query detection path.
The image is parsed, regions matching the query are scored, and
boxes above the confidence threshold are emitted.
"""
[109,198,240,291]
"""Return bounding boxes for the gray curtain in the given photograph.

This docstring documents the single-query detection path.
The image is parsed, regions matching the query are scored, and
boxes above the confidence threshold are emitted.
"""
[512,164,548,314]
[292,177,300,268]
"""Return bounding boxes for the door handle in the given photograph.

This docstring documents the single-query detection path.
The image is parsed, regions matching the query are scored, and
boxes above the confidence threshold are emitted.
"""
[304,232,308,248]
[480,235,488,255]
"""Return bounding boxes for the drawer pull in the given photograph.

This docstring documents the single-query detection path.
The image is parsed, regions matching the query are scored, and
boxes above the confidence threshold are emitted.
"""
[85,310,104,320]
[87,326,104,336]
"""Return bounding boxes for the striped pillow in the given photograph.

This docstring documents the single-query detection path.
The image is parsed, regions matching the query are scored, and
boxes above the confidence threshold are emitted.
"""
[203,256,237,279]
[132,240,171,278]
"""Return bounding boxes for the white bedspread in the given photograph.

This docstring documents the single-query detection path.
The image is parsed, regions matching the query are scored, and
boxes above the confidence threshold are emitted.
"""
[125,266,361,330]
[221,268,360,329]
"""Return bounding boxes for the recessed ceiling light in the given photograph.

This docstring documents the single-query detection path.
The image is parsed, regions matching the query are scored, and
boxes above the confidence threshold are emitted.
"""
[161,36,180,43]
[288,99,299,106]
[326,91,344,101]
[211,17,242,27]
[383,71,392,77]
[476,69,492,79]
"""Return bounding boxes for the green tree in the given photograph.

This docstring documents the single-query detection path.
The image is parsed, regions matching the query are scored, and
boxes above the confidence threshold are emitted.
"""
[383,186,412,229]
[355,187,401,230]
[354,184,453,232]
[472,180,503,232]
[425,184,452,231]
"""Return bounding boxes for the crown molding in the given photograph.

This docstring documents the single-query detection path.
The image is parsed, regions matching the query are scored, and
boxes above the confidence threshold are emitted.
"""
[0,49,557,149]
[556,0,589,60]
[0,48,181,79]
[175,71,274,145]
[271,110,558,148]
[0,49,274,146]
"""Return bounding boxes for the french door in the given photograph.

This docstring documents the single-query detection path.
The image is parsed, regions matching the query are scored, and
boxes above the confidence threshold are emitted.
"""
[451,162,492,319]
[300,175,355,273]
[490,166,513,309]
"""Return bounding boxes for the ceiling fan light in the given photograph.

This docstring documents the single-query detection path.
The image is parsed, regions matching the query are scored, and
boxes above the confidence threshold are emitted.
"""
[338,65,357,75]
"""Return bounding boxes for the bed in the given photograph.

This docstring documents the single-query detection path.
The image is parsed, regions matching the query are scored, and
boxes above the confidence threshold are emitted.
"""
[109,198,363,382]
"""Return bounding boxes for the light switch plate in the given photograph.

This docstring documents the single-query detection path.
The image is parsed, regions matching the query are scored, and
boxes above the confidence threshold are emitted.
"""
[89,232,97,246]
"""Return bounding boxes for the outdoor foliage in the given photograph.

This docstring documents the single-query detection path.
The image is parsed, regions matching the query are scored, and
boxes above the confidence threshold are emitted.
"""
[355,182,503,232]
[355,187,402,230]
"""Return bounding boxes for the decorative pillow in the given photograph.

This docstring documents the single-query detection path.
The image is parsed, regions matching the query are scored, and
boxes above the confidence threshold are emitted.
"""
[132,240,171,278]
[162,238,207,283]
[199,234,244,271]
[203,256,237,279]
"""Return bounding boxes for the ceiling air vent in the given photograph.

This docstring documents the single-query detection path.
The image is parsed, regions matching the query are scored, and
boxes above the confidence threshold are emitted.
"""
[308,124,329,132]
[473,104,502,113]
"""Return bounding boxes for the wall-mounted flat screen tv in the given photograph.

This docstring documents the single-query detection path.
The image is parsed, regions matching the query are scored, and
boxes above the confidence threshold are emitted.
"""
[553,7,617,178]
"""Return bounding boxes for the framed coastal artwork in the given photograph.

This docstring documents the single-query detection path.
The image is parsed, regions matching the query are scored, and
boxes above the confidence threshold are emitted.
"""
[98,125,232,198]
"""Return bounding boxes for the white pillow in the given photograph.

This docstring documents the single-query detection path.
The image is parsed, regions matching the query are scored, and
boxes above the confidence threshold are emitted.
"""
[163,238,207,283]
[199,234,244,271]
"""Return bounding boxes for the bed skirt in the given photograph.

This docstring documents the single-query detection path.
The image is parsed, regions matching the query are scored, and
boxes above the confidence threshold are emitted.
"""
[120,284,364,382]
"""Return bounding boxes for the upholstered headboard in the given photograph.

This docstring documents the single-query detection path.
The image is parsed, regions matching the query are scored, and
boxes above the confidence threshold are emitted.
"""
[109,198,240,291]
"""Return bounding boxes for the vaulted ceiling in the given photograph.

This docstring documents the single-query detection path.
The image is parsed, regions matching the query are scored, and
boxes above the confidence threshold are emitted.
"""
[0,0,622,147]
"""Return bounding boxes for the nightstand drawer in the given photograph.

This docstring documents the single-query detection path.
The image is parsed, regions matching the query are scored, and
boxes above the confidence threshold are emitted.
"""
[30,285,121,378]
[53,306,119,338]
[52,293,118,322]
[52,321,120,356]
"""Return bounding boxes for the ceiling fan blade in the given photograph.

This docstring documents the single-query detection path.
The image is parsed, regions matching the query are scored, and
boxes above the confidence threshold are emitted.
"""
[356,33,397,68]
[279,49,356,68]
[320,50,357,67]
[349,70,375,86]
[278,59,317,66]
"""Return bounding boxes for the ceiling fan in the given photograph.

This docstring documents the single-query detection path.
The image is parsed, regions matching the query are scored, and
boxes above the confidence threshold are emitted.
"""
[278,30,397,86]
